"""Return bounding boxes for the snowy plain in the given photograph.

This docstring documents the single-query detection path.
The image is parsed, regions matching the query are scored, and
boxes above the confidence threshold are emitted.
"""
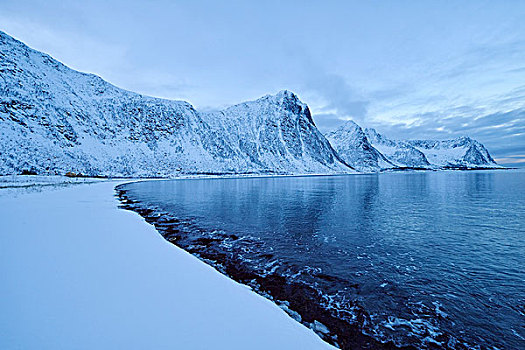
[0,177,334,350]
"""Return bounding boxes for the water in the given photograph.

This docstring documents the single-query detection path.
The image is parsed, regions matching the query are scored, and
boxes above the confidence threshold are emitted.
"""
[119,170,525,349]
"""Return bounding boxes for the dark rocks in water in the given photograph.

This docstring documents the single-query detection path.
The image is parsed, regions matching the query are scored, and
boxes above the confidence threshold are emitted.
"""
[20,169,38,175]
[115,185,417,350]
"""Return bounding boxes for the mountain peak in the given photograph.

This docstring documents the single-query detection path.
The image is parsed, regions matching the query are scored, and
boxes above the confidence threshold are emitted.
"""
[250,90,302,107]
[339,120,360,130]
[0,31,351,176]
[326,120,361,138]
[272,90,303,108]
[275,89,297,98]
[455,136,473,143]
[326,120,391,171]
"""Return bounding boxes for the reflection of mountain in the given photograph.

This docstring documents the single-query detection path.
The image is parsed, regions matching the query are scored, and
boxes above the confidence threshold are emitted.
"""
[121,170,523,349]
[139,176,386,263]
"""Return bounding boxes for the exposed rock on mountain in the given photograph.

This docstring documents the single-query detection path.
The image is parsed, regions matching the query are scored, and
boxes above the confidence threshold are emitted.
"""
[203,90,351,174]
[0,31,351,176]
[328,120,498,171]
[0,31,499,176]
[325,121,393,171]
[365,127,498,169]
[405,137,497,168]
[364,128,431,169]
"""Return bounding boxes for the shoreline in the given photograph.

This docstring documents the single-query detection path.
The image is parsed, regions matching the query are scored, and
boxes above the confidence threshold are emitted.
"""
[117,181,416,349]
[0,179,334,350]
[114,172,519,349]
[2,170,520,349]
[0,164,513,186]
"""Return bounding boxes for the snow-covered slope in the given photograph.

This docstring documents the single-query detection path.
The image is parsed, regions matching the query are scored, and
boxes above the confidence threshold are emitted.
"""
[325,121,393,171]
[203,91,351,174]
[0,180,334,350]
[0,31,351,176]
[405,137,498,168]
[325,120,498,171]
[364,128,431,169]
[364,128,498,169]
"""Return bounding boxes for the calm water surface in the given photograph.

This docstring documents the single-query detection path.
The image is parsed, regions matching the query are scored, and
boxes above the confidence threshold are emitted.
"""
[122,170,525,349]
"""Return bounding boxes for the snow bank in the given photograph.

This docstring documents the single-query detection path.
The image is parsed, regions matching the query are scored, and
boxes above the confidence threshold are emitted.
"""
[0,180,333,349]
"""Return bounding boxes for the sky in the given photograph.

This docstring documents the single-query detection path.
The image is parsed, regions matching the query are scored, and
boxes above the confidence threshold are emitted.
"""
[1,0,524,166]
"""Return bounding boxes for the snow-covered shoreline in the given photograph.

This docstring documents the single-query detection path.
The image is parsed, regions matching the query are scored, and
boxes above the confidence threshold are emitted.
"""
[0,178,333,349]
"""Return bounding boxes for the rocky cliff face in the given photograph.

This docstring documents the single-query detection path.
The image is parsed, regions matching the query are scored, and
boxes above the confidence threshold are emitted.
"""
[365,127,497,169]
[0,31,351,176]
[204,91,351,174]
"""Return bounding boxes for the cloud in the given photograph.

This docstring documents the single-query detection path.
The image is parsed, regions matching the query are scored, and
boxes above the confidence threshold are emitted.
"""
[495,156,525,164]
[285,49,370,128]
[302,70,369,120]
[366,106,525,162]
[2,0,523,164]
[301,70,370,134]
[310,113,351,133]
[494,155,525,167]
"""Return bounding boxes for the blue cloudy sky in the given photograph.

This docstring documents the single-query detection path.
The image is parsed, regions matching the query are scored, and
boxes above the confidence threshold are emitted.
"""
[1,0,524,166]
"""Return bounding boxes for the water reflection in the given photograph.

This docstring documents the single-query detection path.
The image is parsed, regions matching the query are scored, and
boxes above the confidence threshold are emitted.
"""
[124,170,525,349]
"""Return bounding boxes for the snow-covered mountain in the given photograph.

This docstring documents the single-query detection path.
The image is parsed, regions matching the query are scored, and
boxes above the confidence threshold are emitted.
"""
[405,137,497,168]
[364,128,431,169]
[365,128,498,169]
[0,30,500,176]
[325,121,393,171]
[327,120,498,171]
[0,31,351,176]
[203,91,352,174]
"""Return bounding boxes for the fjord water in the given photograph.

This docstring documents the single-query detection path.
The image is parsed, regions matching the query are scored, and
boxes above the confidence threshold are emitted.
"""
[122,170,525,349]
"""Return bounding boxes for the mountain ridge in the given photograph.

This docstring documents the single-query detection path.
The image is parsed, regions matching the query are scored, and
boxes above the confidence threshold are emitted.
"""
[0,31,499,176]
[326,120,498,171]
[0,31,351,176]
[325,121,394,171]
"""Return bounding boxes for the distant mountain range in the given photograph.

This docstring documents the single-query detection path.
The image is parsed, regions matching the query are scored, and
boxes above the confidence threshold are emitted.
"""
[0,31,499,176]
[326,121,498,172]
